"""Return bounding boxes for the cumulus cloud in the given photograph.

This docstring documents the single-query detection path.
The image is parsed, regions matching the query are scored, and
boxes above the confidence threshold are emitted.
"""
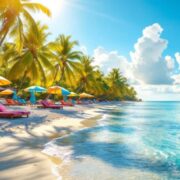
[93,47,131,76]
[130,23,173,84]
[93,23,175,85]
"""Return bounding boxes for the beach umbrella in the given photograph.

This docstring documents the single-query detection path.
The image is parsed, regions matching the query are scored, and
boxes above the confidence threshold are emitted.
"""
[24,86,46,104]
[79,92,94,98]
[68,92,79,97]
[0,89,14,95]
[47,86,70,96]
[24,86,46,93]
[0,76,11,86]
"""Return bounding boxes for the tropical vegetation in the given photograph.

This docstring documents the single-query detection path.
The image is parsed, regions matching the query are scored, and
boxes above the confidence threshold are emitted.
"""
[0,0,137,101]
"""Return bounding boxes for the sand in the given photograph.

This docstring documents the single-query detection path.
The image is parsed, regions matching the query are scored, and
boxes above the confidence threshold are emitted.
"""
[0,103,110,180]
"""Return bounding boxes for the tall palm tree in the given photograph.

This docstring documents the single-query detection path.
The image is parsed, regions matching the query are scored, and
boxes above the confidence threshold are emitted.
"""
[76,55,98,93]
[106,68,128,99]
[50,35,82,85]
[0,0,51,49]
[7,22,55,87]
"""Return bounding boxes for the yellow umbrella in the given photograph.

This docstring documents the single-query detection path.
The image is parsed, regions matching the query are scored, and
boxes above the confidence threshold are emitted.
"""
[0,89,14,95]
[79,92,94,98]
[0,76,11,86]
[68,92,79,97]
[48,86,70,95]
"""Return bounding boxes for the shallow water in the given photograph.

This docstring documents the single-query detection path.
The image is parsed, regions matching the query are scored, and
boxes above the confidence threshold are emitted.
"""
[44,102,180,180]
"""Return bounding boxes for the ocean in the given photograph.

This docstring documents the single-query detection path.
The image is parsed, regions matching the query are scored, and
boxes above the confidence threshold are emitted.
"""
[43,101,180,180]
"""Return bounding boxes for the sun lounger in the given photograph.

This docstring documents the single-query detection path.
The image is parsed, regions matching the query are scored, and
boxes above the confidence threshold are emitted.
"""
[0,103,30,118]
[40,100,63,109]
[60,100,74,106]
[5,99,21,106]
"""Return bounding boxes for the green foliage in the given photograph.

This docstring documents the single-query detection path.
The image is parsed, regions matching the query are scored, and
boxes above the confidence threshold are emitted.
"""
[0,0,138,101]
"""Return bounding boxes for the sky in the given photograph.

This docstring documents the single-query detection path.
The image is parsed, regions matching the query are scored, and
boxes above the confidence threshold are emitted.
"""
[35,0,180,101]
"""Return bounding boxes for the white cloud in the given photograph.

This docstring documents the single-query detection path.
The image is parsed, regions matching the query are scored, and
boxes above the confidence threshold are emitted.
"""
[93,47,131,77]
[93,23,174,85]
[130,23,173,84]
[92,23,180,100]
[165,55,175,69]
[175,52,180,69]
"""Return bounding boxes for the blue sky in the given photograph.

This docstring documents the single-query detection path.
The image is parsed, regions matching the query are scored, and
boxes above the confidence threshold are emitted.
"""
[36,0,180,100]
[36,0,180,55]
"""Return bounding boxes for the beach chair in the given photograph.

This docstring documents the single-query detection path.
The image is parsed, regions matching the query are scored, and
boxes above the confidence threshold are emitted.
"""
[5,99,20,106]
[60,100,74,106]
[0,103,30,118]
[40,100,63,109]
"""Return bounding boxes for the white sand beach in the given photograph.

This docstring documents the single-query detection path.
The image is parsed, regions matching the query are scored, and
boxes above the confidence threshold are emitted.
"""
[0,103,111,180]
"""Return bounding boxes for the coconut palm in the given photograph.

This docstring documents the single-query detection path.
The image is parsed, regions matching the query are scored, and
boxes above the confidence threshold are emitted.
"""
[7,22,55,87]
[76,55,99,93]
[106,68,128,100]
[50,35,82,85]
[0,0,51,49]
[0,42,19,77]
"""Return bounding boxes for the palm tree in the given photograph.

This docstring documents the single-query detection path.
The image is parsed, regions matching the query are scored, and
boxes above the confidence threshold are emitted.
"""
[7,22,55,87]
[0,42,19,77]
[76,55,98,93]
[106,68,128,100]
[50,35,82,85]
[0,0,51,48]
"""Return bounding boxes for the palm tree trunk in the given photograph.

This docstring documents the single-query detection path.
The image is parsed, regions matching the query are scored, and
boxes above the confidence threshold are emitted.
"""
[76,81,84,93]
[0,29,9,46]
[59,67,65,82]
[19,71,28,92]
[53,65,59,85]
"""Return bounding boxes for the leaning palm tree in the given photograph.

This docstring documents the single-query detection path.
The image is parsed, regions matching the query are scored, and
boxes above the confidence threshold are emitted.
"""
[50,35,82,85]
[0,0,51,49]
[7,22,55,87]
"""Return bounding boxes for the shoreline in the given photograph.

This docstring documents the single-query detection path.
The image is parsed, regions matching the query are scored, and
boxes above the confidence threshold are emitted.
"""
[0,102,114,179]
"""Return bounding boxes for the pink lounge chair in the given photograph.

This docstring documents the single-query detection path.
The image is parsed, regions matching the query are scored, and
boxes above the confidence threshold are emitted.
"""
[60,100,74,106]
[0,104,30,118]
[41,100,63,109]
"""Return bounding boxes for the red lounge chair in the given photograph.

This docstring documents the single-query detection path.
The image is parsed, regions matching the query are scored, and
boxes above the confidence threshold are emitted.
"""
[60,100,74,106]
[0,104,30,118]
[41,100,63,109]
[5,99,21,106]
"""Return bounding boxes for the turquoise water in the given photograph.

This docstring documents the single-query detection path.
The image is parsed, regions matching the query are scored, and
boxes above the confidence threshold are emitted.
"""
[45,102,180,179]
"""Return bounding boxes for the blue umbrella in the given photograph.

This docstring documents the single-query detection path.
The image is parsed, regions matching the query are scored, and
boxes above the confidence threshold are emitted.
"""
[25,86,46,93]
[61,87,70,96]
[25,86,46,104]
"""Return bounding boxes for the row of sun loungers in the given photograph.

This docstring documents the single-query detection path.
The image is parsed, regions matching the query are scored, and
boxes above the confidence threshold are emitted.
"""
[0,99,96,119]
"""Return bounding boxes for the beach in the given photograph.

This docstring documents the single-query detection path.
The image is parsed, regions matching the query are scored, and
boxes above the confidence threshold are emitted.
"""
[0,103,109,180]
